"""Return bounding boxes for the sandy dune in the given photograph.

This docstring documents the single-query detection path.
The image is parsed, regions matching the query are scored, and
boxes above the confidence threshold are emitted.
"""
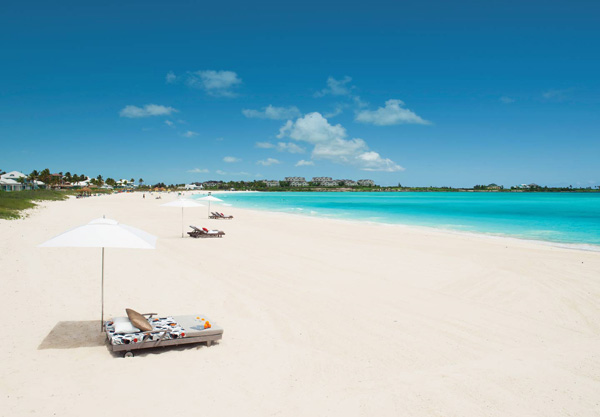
[1,192,599,416]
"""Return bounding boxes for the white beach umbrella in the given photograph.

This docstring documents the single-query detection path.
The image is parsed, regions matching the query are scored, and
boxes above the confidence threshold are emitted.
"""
[39,217,157,331]
[161,198,205,237]
[197,195,223,217]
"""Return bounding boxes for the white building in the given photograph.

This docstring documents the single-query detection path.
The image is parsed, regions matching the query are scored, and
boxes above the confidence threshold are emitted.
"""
[265,180,280,187]
[0,178,22,191]
[320,180,339,187]
[185,183,203,190]
[289,181,308,187]
[285,177,306,182]
[312,177,332,183]
[341,179,357,186]
[74,176,91,187]
[357,179,375,186]
[0,171,42,191]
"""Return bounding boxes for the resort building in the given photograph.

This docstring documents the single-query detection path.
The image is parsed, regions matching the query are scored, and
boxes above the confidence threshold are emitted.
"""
[285,177,306,182]
[487,183,501,190]
[74,177,91,187]
[265,180,280,187]
[202,181,222,188]
[0,178,22,191]
[1,171,26,191]
[357,179,375,187]
[184,183,203,190]
[340,179,357,186]
[289,180,309,187]
[0,171,45,191]
[312,177,332,183]
[320,180,339,187]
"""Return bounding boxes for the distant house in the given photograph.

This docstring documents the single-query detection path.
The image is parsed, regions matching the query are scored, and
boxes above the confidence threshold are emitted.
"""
[285,176,306,182]
[203,181,222,188]
[184,183,203,190]
[289,181,309,187]
[0,178,22,191]
[312,177,332,183]
[357,179,375,187]
[320,180,339,187]
[341,179,357,186]
[487,183,501,190]
[265,180,280,187]
[528,183,540,188]
[74,177,91,187]
[0,171,43,191]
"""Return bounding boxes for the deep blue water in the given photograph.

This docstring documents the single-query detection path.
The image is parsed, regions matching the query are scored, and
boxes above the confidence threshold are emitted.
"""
[201,192,600,248]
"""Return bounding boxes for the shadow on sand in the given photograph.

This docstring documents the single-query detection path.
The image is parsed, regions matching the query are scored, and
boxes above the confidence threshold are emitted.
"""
[38,320,106,350]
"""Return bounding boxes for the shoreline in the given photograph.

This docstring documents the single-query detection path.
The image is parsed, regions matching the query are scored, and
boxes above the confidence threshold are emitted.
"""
[224,205,600,253]
[191,192,600,253]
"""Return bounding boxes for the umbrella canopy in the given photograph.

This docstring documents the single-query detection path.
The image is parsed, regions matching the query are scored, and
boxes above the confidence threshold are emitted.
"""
[40,217,156,249]
[39,217,157,330]
[161,199,206,208]
[161,199,205,237]
[197,195,223,202]
[197,195,223,217]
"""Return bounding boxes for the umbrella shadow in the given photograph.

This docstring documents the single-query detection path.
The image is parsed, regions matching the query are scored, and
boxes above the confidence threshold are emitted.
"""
[38,320,106,350]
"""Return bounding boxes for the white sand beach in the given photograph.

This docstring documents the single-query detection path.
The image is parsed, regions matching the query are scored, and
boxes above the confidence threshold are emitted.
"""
[1,192,599,416]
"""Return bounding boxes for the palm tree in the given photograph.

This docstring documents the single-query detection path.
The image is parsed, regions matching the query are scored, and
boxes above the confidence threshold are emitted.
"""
[96,175,104,187]
[139,178,144,187]
[130,178,135,184]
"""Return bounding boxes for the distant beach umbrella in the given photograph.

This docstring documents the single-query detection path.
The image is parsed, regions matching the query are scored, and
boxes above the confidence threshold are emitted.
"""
[39,217,157,331]
[197,195,223,217]
[161,198,205,237]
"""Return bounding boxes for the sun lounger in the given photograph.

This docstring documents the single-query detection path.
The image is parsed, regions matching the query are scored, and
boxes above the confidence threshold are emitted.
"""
[187,225,225,238]
[104,313,223,357]
[209,212,234,219]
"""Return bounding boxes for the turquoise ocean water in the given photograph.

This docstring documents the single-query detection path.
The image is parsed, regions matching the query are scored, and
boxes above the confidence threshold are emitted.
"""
[203,192,600,249]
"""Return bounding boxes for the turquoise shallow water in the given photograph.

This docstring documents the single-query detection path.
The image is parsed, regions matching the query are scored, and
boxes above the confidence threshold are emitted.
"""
[203,192,600,248]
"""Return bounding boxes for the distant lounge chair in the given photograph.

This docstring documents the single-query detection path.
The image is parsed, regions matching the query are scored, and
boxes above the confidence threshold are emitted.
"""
[209,212,234,219]
[105,313,223,358]
[187,225,225,238]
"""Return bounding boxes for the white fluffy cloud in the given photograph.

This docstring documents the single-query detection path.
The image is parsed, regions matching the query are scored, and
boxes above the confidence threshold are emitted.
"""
[164,120,174,126]
[277,142,305,153]
[355,99,429,126]
[242,105,301,120]
[119,104,178,118]
[295,160,314,167]
[254,141,304,153]
[223,156,241,163]
[257,158,281,166]
[278,112,404,172]
[166,71,177,84]
[182,130,198,138]
[315,76,353,97]
[255,142,275,149]
[499,96,515,104]
[186,70,241,97]
[187,168,209,173]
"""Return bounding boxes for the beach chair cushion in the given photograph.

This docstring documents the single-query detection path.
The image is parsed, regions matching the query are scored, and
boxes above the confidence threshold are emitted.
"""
[126,308,153,332]
[112,316,141,334]
[105,316,185,345]
[202,227,209,231]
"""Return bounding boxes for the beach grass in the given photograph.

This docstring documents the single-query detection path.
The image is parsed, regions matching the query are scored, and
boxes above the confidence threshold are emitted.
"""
[0,189,108,219]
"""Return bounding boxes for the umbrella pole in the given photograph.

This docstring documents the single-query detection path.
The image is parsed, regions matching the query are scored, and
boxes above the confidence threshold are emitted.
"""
[101,246,105,332]
[208,201,211,218]
[181,207,184,238]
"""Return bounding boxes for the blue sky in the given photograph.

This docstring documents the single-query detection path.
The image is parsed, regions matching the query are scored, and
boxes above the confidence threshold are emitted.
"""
[1,0,598,187]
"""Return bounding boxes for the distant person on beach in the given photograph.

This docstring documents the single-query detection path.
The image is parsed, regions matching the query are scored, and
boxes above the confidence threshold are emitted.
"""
[143,194,145,199]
